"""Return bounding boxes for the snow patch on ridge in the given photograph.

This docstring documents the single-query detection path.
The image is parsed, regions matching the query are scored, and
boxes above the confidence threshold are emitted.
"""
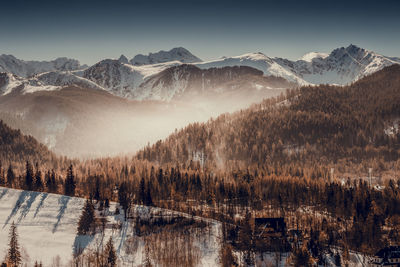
[299,52,329,62]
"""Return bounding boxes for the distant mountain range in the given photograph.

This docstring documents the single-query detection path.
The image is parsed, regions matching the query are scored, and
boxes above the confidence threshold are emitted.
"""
[0,55,86,77]
[0,45,399,102]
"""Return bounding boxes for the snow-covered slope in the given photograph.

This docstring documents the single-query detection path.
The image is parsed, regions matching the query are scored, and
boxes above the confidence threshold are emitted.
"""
[0,187,221,266]
[82,59,180,98]
[0,187,86,266]
[0,72,61,95]
[0,72,25,94]
[0,71,106,96]
[35,71,105,91]
[130,47,202,66]
[0,55,86,78]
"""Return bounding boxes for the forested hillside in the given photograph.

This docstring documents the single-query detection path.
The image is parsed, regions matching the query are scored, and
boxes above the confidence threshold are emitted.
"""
[137,64,400,177]
[0,120,56,163]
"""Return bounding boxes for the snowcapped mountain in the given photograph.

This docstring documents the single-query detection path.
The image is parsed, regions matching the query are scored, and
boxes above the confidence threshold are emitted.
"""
[82,59,180,98]
[195,45,400,85]
[0,54,86,78]
[135,64,295,101]
[195,52,308,85]
[130,47,202,66]
[275,44,400,84]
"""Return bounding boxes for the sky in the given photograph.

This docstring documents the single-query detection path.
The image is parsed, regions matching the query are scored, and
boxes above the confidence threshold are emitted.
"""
[1,0,399,64]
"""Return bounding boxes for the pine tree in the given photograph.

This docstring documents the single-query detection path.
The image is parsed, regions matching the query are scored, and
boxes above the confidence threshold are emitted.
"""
[77,199,96,235]
[145,181,153,206]
[334,252,341,266]
[7,222,21,267]
[139,177,146,205]
[118,182,129,220]
[51,170,57,192]
[45,170,51,191]
[64,165,76,196]
[7,164,15,187]
[104,237,117,267]
[34,163,43,191]
[94,176,101,201]
[0,163,4,186]
[25,161,34,190]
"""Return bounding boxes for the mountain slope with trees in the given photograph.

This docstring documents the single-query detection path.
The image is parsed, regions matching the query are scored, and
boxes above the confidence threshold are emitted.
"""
[137,64,400,177]
[0,120,55,164]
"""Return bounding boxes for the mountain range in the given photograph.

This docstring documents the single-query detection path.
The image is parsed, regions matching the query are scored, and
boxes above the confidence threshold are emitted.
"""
[0,45,399,102]
[0,45,399,158]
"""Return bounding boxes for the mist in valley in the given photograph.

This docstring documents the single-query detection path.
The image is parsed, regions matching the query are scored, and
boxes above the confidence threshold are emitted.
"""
[0,84,287,158]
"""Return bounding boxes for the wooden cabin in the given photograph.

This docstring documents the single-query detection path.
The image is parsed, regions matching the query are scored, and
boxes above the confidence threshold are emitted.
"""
[370,246,400,266]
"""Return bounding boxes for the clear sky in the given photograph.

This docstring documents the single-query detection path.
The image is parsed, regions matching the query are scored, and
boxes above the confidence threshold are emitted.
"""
[1,0,399,64]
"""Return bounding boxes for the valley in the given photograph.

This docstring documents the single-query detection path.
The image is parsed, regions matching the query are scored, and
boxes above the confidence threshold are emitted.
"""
[0,45,399,267]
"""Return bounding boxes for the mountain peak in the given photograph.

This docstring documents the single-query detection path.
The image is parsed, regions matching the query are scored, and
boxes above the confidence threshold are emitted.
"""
[346,44,362,51]
[130,47,202,66]
[345,44,368,55]
[330,44,368,58]
[118,55,129,64]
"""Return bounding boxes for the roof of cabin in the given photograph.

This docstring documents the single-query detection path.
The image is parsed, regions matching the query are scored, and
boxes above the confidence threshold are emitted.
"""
[375,246,400,258]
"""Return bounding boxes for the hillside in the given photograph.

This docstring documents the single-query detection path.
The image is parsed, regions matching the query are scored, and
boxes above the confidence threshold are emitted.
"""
[137,64,400,176]
[0,120,54,163]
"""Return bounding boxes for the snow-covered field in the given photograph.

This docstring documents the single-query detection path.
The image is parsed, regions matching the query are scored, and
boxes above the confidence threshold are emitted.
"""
[0,187,84,265]
[0,187,221,266]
